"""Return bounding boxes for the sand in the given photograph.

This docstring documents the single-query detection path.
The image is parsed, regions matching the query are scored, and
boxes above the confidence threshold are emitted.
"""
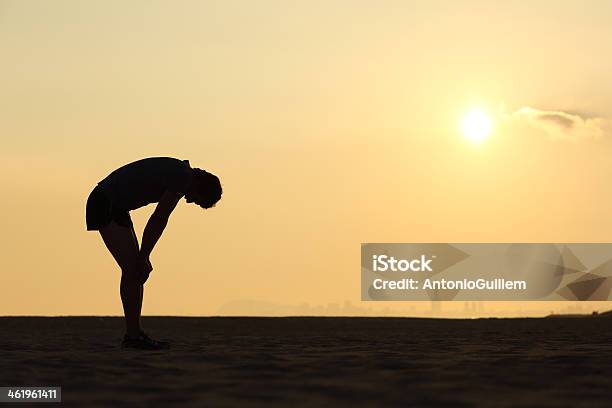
[1,316,612,407]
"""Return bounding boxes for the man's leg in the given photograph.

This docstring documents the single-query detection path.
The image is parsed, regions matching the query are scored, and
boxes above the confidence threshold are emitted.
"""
[128,225,145,318]
[99,221,142,337]
[138,286,144,318]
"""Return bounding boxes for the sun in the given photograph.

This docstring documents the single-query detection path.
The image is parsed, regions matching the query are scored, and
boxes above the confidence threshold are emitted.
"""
[461,108,492,144]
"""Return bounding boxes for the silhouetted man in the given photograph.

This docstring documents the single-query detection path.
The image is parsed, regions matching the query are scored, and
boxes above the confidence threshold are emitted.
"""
[86,157,222,349]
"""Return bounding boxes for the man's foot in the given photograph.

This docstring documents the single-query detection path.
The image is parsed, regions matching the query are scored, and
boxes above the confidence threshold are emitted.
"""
[121,331,170,350]
[139,331,171,348]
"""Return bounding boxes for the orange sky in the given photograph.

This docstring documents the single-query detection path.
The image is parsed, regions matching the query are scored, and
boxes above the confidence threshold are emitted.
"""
[1,1,612,316]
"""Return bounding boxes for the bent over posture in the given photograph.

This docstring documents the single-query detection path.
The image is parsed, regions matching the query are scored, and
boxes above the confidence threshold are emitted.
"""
[86,157,222,350]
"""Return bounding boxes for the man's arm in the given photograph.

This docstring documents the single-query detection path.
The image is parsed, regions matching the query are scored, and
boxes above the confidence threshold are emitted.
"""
[140,190,183,259]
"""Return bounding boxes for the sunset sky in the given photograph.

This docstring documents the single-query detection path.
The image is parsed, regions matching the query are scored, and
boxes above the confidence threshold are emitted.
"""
[2,0,612,316]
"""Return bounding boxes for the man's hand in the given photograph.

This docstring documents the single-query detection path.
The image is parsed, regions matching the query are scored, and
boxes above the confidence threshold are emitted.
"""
[137,254,153,285]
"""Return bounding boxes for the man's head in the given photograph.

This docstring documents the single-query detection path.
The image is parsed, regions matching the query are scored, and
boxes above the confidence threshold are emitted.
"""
[185,168,222,209]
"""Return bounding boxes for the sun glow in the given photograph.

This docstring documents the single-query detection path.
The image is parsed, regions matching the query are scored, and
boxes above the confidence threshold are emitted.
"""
[461,108,492,144]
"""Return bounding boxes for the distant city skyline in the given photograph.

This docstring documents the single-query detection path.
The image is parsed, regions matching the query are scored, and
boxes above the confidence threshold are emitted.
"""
[216,299,610,319]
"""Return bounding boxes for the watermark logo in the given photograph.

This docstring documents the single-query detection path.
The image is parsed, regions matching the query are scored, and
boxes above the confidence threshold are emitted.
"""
[372,255,434,272]
[362,243,612,301]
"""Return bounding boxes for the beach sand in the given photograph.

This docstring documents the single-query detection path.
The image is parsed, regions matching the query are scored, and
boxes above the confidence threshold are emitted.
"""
[1,316,612,407]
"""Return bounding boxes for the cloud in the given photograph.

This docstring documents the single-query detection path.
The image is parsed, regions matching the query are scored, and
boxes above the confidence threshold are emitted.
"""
[506,107,609,142]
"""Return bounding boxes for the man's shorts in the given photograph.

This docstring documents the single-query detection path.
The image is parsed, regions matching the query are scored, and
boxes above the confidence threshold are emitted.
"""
[86,185,133,231]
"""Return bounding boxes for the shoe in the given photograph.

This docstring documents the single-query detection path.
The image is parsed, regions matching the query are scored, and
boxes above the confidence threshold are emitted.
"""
[139,331,171,349]
[121,331,170,350]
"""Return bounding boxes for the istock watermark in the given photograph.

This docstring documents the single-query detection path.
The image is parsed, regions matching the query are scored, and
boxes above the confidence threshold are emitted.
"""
[361,243,612,301]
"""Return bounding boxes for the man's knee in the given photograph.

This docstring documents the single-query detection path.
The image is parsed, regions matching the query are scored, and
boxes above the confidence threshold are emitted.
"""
[121,264,141,283]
